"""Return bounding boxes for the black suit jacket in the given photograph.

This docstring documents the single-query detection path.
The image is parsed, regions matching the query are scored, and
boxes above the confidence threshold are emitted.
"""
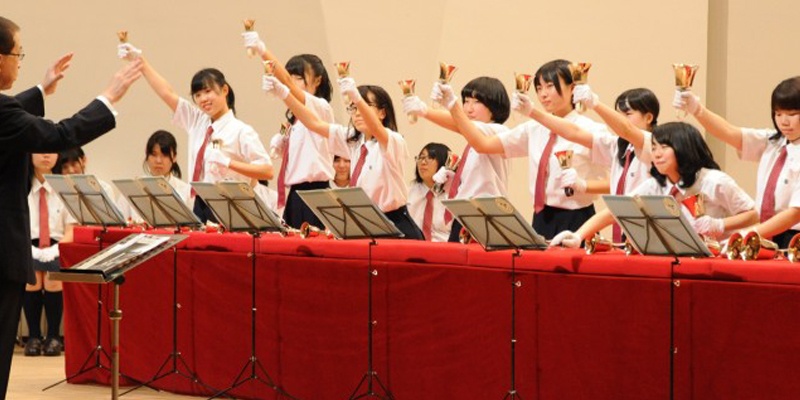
[0,88,116,284]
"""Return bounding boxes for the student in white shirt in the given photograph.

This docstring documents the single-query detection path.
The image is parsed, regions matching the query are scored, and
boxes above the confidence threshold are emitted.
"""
[408,142,453,242]
[331,155,351,189]
[263,75,425,240]
[405,76,510,242]
[515,86,659,242]
[551,122,758,247]
[675,76,800,248]
[117,42,273,223]
[439,60,609,239]
[243,31,336,229]
[116,130,193,224]
[23,153,74,357]
[254,180,279,215]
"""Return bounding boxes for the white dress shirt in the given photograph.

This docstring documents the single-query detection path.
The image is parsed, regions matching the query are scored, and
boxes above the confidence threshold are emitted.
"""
[274,92,336,185]
[172,98,272,185]
[592,130,653,194]
[454,121,509,199]
[28,179,73,242]
[740,128,800,229]
[407,181,452,242]
[254,183,280,215]
[498,111,610,210]
[328,125,409,212]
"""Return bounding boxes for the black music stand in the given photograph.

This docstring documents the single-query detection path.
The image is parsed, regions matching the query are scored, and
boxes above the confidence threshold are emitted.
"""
[49,233,187,400]
[113,177,214,396]
[42,174,137,392]
[298,188,403,399]
[192,182,295,400]
[603,194,715,400]
[442,197,547,400]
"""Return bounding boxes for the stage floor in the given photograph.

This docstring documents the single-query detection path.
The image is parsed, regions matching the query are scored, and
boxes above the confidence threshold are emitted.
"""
[7,346,199,399]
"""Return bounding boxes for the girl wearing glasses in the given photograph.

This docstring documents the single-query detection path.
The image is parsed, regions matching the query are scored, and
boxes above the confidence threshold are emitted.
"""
[263,75,424,240]
[409,143,453,242]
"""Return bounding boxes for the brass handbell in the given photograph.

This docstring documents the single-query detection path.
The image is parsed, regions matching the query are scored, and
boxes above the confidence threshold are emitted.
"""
[585,234,634,255]
[243,20,256,58]
[300,222,334,239]
[672,64,699,119]
[742,231,800,262]
[725,232,744,260]
[569,62,592,114]
[398,79,418,124]
[459,227,475,245]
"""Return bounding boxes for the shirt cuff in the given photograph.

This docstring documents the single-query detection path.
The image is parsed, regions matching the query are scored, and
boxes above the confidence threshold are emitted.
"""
[95,95,119,117]
[36,84,45,97]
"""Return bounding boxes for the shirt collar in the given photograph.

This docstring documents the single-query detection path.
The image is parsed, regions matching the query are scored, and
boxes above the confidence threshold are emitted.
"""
[31,178,52,194]
[211,109,235,132]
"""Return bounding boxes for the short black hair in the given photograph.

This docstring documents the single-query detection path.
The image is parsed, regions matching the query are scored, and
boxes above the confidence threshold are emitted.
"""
[349,85,398,143]
[650,122,720,189]
[414,142,451,183]
[461,76,510,124]
[534,59,573,98]
[190,68,236,115]
[286,54,332,102]
[144,130,181,178]
[770,76,800,140]
[0,16,19,55]
[614,88,660,165]
[53,147,85,174]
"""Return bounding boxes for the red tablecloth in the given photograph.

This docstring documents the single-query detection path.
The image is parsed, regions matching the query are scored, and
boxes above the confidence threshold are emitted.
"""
[59,227,800,399]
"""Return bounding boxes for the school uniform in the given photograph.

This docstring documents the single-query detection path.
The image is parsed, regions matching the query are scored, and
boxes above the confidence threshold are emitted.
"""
[329,124,424,240]
[498,111,610,239]
[272,93,336,229]
[740,128,800,248]
[172,98,272,223]
[116,175,193,224]
[27,179,73,272]
[446,121,510,242]
[631,168,755,241]
[408,181,452,242]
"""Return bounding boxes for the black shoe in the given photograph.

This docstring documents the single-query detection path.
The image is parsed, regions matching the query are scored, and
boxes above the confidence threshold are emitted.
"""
[24,337,42,356]
[43,338,63,357]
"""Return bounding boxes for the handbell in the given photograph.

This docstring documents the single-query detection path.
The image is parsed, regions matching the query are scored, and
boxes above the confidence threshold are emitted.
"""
[300,222,334,239]
[673,64,699,120]
[569,63,592,114]
[117,31,128,44]
[398,79,418,124]
[459,227,475,245]
[725,232,744,260]
[335,62,351,79]
[242,20,256,57]
[262,60,276,77]
[742,231,778,261]
[555,150,575,197]
[785,233,800,262]
[514,72,533,94]
[585,234,628,255]
[438,62,458,84]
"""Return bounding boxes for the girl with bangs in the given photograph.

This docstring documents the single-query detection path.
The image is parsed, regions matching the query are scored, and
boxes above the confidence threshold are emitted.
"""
[551,122,758,247]
[408,142,453,242]
[514,86,660,242]
[117,42,273,223]
[404,76,511,242]
[675,76,800,248]
[262,74,425,240]
[243,31,337,230]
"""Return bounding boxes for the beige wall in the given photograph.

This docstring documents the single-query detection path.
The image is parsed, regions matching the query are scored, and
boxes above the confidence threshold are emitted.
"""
[5,0,710,215]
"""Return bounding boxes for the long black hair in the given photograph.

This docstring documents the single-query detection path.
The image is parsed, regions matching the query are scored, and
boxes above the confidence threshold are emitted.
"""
[461,77,510,124]
[650,122,719,189]
[348,85,398,143]
[190,68,235,115]
[414,142,450,183]
[285,54,333,124]
[534,59,574,109]
[614,88,660,165]
[0,16,19,55]
[143,130,181,178]
[770,76,800,141]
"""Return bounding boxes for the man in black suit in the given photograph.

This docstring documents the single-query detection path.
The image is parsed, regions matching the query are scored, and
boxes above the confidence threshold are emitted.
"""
[0,16,143,399]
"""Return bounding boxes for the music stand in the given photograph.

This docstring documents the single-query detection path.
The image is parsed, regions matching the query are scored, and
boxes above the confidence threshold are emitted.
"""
[49,233,187,400]
[298,187,403,399]
[443,197,547,400]
[603,194,715,400]
[112,177,213,396]
[192,182,294,400]
[42,174,138,392]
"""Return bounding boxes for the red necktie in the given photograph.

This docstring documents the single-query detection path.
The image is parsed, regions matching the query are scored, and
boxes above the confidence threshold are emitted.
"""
[760,146,788,223]
[39,187,50,248]
[670,185,682,202]
[443,145,471,224]
[534,133,557,214]
[349,144,369,187]
[277,135,290,209]
[422,190,434,241]
[191,126,214,196]
[613,147,633,242]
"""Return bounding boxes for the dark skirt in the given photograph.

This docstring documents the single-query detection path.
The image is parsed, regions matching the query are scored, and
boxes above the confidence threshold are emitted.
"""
[193,196,218,225]
[447,219,463,243]
[385,206,425,240]
[533,204,596,241]
[772,229,800,249]
[283,181,330,230]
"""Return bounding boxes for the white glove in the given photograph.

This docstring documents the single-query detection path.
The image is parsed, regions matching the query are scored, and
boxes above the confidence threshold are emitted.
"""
[241,31,266,56]
[691,215,725,239]
[31,246,43,262]
[550,230,582,248]
[262,75,290,99]
[39,245,59,263]
[117,43,142,60]
[573,84,598,110]
[432,166,455,185]
[672,89,701,116]
[269,133,287,159]
[431,82,457,110]
[338,77,362,105]
[556,168,587,195]
[205,148,231,168]
[402,96,429,117]
[511,92,534,116]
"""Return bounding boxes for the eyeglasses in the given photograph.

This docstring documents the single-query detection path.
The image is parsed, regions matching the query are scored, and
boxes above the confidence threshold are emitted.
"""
[415,155,435,163]
[5,52,25,61]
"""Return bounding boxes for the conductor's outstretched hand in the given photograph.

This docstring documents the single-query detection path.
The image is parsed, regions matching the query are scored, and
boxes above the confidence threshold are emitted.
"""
[101,59,143,104]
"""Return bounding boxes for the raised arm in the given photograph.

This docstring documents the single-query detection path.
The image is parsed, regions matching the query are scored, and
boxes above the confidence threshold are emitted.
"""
[593,102,646,150]
[528,107,594,149]
[432,83,505,154]
[118,44,179,112]
[262,76,331,138]
[674,89,743,151]
[402,95,460,132]
[244,31,309,105]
